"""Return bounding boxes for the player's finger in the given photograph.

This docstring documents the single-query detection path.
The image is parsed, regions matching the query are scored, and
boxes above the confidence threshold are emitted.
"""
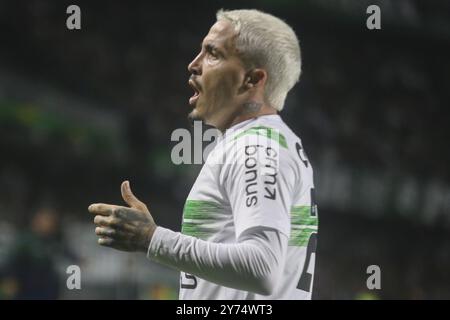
[88,203,116,215]
[98,237,114,246]
[94,215,125,230]
[121,181,148,212]
[95,227,116,237]
[94,215,111,226]
[120,222,137,233]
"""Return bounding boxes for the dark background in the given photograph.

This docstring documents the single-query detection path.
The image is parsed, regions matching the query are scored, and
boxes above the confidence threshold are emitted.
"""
[0,0,449,299]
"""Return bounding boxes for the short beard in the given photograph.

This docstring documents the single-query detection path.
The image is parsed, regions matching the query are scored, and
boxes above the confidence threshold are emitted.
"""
[187,110,203,127]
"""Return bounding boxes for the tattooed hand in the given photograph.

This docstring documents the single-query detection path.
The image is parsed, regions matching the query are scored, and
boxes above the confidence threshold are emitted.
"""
[88,181,157,252]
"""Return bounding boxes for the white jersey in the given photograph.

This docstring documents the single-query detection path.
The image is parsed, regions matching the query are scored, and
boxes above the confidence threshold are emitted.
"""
[178,114,318,299]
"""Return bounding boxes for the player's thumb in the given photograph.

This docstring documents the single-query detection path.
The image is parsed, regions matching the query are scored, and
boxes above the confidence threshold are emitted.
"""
[121,180,149,213]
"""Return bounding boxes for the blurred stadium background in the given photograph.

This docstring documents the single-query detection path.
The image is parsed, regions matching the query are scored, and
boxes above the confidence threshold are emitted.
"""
[1,0,450,299]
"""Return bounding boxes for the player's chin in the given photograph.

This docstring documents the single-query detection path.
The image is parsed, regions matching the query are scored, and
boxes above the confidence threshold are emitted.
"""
[188,107,204,124]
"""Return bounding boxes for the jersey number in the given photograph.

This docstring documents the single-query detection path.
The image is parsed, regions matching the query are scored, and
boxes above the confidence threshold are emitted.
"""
[296,188,318,293]
[297,232,317,292]
[181,272,197,289]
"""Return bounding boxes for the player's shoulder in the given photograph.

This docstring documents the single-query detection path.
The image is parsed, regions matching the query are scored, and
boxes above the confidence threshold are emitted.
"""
[216,115,306,194]
[227,114,302,154]
[219,114,301,169]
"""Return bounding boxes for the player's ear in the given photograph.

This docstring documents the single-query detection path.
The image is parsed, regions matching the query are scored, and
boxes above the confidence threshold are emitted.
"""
[239,68,267,94]
[244,68,267,89]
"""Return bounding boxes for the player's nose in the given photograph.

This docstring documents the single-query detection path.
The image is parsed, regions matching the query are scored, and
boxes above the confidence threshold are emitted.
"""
[188,52,202,76]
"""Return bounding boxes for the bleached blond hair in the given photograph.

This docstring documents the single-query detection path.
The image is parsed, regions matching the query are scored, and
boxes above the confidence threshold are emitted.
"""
[216,9,301,111]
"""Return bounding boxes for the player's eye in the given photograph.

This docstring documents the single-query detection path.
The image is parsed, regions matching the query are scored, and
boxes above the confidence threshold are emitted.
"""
[204,44,220,60]
[209,50,219,59]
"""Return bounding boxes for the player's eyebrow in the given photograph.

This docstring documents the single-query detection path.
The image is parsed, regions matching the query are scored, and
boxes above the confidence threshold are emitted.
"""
[202,42,225,57]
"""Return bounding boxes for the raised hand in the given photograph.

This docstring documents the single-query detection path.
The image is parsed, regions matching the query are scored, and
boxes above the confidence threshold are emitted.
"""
[88,181,157,252]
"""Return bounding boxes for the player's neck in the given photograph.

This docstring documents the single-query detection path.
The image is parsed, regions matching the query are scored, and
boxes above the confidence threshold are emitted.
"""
[227,103,277,131]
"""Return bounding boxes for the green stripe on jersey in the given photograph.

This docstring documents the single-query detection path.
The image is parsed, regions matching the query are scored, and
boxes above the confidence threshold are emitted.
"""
[289,205,318,247]
[233,126,288,149]
[182,200,221,220]
[181,223,214,240]
[181,200,221,239]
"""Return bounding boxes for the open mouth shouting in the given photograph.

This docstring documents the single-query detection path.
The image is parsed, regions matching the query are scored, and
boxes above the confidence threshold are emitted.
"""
[188,78,201,107]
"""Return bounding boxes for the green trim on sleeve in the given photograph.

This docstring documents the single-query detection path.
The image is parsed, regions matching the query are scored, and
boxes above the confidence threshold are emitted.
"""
[181,200,222,239]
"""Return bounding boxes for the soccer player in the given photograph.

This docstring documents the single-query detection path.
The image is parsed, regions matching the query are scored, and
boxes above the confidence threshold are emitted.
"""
[89,9,318,299]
